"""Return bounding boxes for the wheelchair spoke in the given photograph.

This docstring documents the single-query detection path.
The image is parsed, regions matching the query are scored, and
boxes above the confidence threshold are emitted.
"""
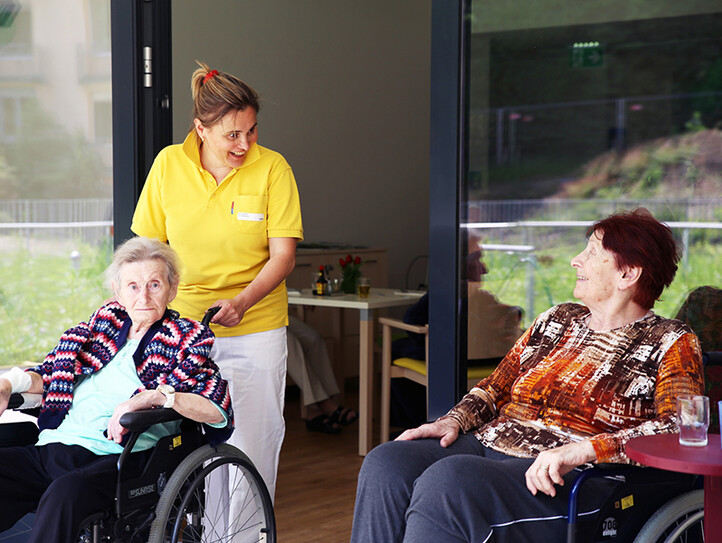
[632,489,704,543]
[148,444,275,543]
[660,509,704,543]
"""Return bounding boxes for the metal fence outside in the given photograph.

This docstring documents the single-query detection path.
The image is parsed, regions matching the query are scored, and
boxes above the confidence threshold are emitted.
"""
[0,196,720,254]
[0,199,113,252]
[466,198,722,250]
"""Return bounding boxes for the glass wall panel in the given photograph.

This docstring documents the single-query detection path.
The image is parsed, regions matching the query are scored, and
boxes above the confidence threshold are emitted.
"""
[0,0,112,367]
[462,2,722,352]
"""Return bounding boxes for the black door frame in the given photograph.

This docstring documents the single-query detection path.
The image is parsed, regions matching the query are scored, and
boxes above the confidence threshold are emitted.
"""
[110,0,172,248]
[428,0,470,418]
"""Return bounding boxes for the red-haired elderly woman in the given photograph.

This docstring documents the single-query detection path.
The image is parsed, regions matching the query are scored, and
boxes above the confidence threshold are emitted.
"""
[351,208,703,543]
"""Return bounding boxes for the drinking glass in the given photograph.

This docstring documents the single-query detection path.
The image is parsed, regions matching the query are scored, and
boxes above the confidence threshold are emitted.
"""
[676,395,709,447]
[357,277,371,299]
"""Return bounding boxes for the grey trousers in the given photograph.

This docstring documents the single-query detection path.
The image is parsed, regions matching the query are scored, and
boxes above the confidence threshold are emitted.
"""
[350,434,620,543]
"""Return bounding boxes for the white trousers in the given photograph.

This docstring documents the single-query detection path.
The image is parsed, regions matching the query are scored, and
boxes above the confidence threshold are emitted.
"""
[211,327,287,501]
[286,315,340,407]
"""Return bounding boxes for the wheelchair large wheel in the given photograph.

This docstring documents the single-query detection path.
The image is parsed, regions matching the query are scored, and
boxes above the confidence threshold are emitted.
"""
[147,443,276,543]
[632,489,703,543]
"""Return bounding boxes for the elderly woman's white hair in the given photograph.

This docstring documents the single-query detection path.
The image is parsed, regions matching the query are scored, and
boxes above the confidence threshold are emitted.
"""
[105,237,180,290]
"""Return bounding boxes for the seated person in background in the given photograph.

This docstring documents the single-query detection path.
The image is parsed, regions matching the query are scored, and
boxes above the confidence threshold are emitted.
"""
[0,237,233,543]
[351,208,703,543]
[287,315,358,434]
[390,246,523,428]
[674,284,722,352]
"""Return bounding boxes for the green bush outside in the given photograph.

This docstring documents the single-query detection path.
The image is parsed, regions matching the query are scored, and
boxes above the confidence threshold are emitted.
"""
[0,238,719,368]
[0,241,110,367]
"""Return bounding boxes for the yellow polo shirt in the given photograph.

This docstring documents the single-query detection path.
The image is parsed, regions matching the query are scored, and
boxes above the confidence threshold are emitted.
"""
[131,132,303,337]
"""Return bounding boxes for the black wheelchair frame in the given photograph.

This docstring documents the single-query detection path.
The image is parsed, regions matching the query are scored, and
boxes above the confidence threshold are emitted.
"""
[566,463,702,543]
[2,304,275,543]
[3,392,277,543]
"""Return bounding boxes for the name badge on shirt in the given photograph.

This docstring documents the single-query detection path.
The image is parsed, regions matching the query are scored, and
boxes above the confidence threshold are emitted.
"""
[237,212,264,222]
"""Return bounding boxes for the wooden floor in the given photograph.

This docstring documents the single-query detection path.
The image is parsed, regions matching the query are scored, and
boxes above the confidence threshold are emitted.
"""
[275,388,365,543]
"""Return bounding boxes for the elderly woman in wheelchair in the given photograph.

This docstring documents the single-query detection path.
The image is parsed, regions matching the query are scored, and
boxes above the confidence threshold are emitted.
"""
[0,237,239,542]
[351,208,705,543]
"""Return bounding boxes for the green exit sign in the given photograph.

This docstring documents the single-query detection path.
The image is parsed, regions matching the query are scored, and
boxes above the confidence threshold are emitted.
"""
[570,42,604,68]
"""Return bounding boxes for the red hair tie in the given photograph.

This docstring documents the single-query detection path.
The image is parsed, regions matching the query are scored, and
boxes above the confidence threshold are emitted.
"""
[203,69,219,84]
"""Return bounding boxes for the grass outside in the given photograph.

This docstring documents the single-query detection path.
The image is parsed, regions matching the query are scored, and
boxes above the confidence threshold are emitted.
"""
[0,238,720,368]
[0,241,110,367]
[482,241,722,327]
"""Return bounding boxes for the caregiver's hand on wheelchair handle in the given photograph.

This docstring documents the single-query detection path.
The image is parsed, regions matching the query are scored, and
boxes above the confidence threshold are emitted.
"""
[208,298,247,328]
[395,417,461,448]
[525,440,597,497]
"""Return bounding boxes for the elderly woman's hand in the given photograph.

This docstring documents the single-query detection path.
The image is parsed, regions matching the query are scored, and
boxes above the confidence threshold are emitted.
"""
[395,418,461,448]
[106,390,159,444]
[525,441,597,497]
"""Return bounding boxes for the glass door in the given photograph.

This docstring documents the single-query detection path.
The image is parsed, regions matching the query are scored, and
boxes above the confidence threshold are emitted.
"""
[461,2,722,359]
[0,0,113,366]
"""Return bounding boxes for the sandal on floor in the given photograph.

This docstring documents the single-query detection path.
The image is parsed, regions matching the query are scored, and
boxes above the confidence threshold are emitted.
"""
[330,406,359,427]
[305,414,342,434]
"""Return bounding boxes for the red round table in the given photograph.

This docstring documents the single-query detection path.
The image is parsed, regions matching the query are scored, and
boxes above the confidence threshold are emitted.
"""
[626,433,722,542]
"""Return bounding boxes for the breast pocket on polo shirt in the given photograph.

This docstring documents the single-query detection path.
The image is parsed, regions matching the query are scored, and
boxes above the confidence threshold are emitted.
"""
[232,195,267,235]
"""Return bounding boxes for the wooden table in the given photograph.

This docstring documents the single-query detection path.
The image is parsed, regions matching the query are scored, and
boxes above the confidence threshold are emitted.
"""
[626,433,722,542]
[288,288,423,455]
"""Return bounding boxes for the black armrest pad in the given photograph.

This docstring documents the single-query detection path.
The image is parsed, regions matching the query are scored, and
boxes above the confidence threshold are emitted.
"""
[119,408,183,432]
[8,393,42,410]
[8,393,24,409]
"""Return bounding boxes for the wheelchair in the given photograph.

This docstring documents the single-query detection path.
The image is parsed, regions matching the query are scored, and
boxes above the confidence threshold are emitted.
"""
[1,391,276,543]
[566,463,703,543]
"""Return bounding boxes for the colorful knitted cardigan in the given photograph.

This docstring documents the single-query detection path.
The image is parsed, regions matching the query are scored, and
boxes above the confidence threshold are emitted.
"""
[28,302,234,445]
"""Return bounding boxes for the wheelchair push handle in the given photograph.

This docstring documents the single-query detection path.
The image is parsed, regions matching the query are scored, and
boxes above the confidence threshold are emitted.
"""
[202,306,221,327]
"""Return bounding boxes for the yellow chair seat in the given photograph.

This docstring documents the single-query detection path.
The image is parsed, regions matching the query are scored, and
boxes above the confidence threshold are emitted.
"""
[380,316,500,444]
[392,357,495,381]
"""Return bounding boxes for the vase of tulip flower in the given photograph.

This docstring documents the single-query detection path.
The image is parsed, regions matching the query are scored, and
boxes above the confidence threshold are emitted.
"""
[339,254,362,294]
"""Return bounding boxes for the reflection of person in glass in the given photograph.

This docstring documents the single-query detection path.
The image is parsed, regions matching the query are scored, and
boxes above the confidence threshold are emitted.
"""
[393,246,522,362]
[390,245,522,429]
[465,239,524,362]
[352,209,703,542]
[131,62,303,502]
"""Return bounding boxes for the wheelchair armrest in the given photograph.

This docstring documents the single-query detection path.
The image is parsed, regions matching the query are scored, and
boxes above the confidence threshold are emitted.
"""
[8,392,43,410]
[115,408,186,484]
[119,408,184,433]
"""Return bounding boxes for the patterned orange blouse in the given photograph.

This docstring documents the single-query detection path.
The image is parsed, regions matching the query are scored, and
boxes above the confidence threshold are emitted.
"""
[444,303,704,463]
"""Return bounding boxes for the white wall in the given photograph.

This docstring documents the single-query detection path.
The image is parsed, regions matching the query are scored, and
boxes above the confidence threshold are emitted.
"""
[172,1,431,288]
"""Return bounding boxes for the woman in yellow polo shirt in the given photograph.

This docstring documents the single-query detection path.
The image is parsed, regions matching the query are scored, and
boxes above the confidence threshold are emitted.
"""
[131,62,303,506]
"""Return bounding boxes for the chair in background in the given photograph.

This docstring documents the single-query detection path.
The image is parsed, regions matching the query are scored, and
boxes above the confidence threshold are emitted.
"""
[379,317,497,444]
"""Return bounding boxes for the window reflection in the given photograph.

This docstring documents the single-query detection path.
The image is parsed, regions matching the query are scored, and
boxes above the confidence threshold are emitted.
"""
[463,3,722,340]
[0,0,112,366]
